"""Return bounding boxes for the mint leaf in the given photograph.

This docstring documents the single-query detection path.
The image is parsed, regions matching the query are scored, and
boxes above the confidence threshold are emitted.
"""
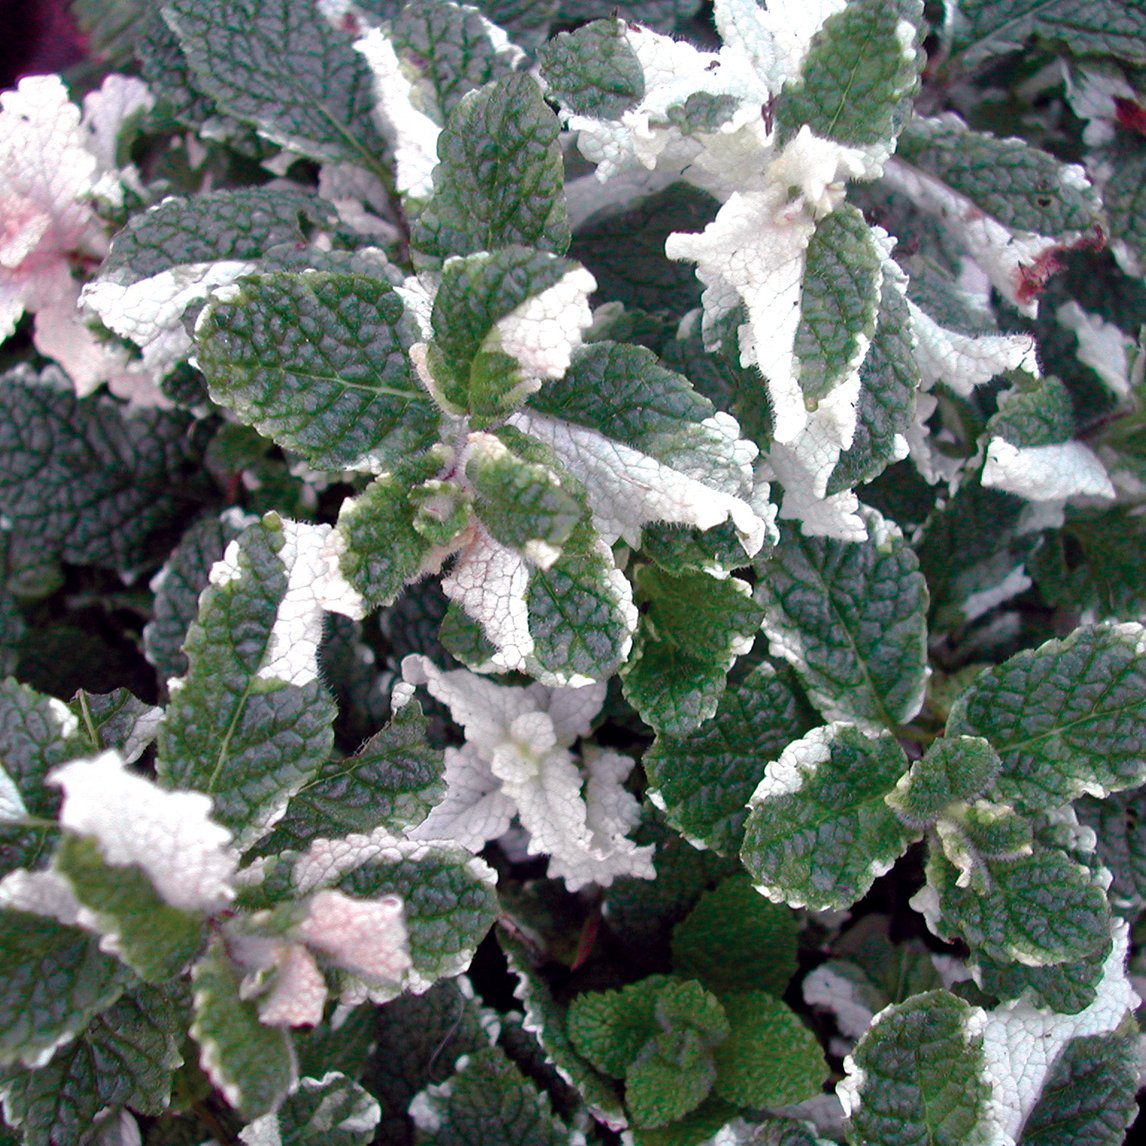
[412,1046,573,1146]
[622,567,763,735]
[1017,1033,1139,1146]
[711,991,826,1109]
[97,188,343,287]
[413,72,570,259]
[925,842,1111,966]
[246,1071,380,1146]
[949,0,1146,68]
[144,510,252,681]
[741,724,916,911]
[567,976,670,1079]
[946,624,1146,811]
[331,844,498,993]
[1102,137,1146,276]
[255,701,445,853]
[0,368,200,571]
[643,662,813,855]
[392,0,521,122]
[671,874,799,999]
[795,205,884,405]
[197,271,439,472]
[538,18,644,118]
[54,836,205,983]
[987,374,1076,448]
[335,455,445,610]
[842,990,990,1146]
[429,247,587,421]
[0,984,181,1146]
[886,736,1002,828]
[976,940,1111,1014]
[190,938,296,1120]
[897,117,1100,238]
[758,508,929,732]
[828,267,919,493]
[626,1027,716,1128]
[1077,788,1146,915]
[163,0,388,169]
[0,910,128,1069]
[158,516,343,848]
[775,0,924,152]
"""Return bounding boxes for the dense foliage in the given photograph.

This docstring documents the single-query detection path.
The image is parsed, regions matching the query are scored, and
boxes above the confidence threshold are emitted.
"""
[2,1,1146,1143]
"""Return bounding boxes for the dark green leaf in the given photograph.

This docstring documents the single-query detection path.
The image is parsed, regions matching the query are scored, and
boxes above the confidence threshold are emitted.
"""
[163,0,388,169]
[886,736,1002,828]
[197,271,438,472]
[538,18,644,118]
[413,72,570,258]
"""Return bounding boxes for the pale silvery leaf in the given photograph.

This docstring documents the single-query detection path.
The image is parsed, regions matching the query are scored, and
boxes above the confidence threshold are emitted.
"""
[561,21,773,193]
[249,939,329,1028]
[408,743,516,853]
[981,439,1116,503]
[492,266,596,383]
[402,656,653,889]
[82,258,259,379]
[977,921,1139,1145]
[50,750,238,913]
[881,158,1080,317]
[354,27,441,199]
[509,410,771,556]
[297,889,411,987]
[908,300,1038,398]
[0,868,83,925]
[666,129,868,446]
[714,0,848,93]
[0,75,158,401]
[1056,301,1137,400]
[0,763,25,823]
[318,162,401,240]
[80,75,153,202]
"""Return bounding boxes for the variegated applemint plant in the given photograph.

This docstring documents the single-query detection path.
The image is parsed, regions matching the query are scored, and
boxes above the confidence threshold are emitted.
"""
[1,0,1146,1143]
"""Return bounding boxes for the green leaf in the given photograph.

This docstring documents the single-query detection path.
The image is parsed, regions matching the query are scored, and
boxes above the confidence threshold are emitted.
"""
[627,1027,716,1128]
[1017,1033,1140,1145]
[335,454,445,609]
[949,0,1146,68]
[254,1071,380,1146]
[468,432,583,555]
[629,1097,739,1146]
[567,976,672,1079]
[97,189,343,287]
[758,508,929,732]
[886,736,1002,828]
[525,521,635,683]
[0,368,200,571]
[775,0,924,150]
[413,72,570,259]
[571,183,718,316]
[671,874,799,999]
[429,247,579,420]
[1102,136,1146,275]
[622,567,763,735]
[254,701,445,853]
[0,910,128,1069]
[334,845,498,991]
[711,992,827,1109]
[1076,788,1146,915]
[0,984,182,1146]
[499,932,625,1126]
[794,205,883,405]
[925,841,1111,966]
[157,515,338,848]
[54,835,205,983]
[827,267,919,494]
[144,511,252,682]
[740,724,916,911]
[897,117,1100,238]
[163,0,388,169]
[643,662,813,855]
[987,374,1076,448]
[413,1045,574,1145]
[68,690,161,766]
[392,0,521,123]
[197,271,439,472]
[843,991,990,1146]
[363,979,492,1143]
[537,18,644,118]
[976,938,1111,1014]
[190,938,295,1120]
[0,678,86,873]
[946,623,1146,811]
